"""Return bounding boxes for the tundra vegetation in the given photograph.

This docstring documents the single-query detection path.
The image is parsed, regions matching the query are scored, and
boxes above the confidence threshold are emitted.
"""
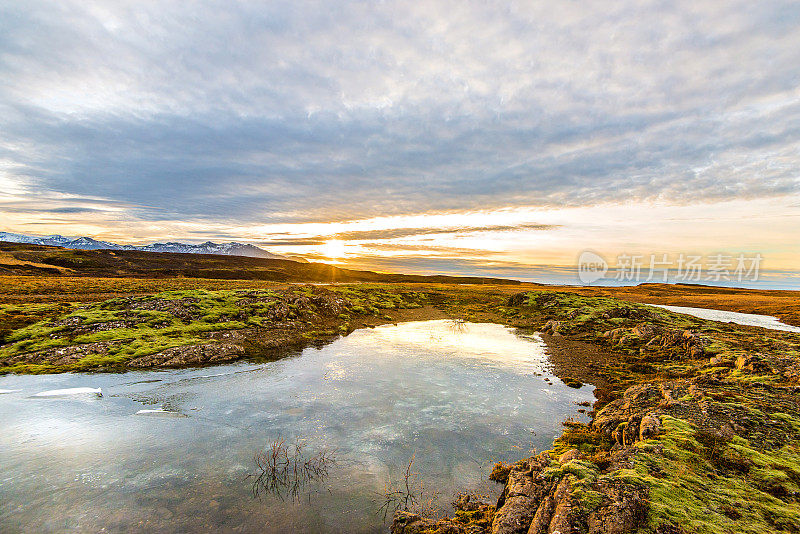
[1,274,800,533]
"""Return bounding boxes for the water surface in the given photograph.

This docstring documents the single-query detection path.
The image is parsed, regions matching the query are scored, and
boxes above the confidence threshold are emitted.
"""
[652,304,800,333]
[0,320,592,533]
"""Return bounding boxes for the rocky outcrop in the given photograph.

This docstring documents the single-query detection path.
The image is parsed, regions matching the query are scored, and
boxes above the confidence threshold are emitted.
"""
[391,494,495,534]
[602,306,655,321]
[127,343,245,367]
[491,454,552,533]
[603,323,708,359]
[0,341,119,367]
[542,320,564,335]
[593,383,666,440]
[391,511,466,534]
[393,447,647,534]
[489,451,647,534]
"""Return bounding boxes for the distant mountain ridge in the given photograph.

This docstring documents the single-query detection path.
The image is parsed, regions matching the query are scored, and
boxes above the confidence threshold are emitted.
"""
[0,232,299,261]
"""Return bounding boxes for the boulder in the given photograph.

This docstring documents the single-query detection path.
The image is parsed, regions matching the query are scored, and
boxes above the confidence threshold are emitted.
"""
[544,320,563,335]
[735,354,770,373]
[639,414,661,441]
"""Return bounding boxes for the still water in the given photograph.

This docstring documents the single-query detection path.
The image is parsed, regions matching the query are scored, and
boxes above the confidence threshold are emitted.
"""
[0,320,593,533]
[651,304,800,333]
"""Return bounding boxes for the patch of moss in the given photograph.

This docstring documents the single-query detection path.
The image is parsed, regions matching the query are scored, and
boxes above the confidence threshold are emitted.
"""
[3,286,407,373]
[552,421,613,456]
[609,415,800,534]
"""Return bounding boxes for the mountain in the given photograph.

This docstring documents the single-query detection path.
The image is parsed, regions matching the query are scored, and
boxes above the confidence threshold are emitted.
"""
[0,232,299,261]
[0,241,520,285]
[0,232,73,246]
[136,241,296,260]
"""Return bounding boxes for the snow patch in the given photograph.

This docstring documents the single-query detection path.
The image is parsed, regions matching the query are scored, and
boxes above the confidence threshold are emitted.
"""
[32,387,102,397]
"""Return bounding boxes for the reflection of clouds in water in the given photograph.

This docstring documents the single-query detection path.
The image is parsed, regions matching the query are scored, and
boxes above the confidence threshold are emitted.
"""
[348,320,549,374]
[322,361,349,381]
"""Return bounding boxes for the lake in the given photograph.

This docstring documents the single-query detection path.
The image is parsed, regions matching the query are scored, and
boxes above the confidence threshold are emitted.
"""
[0,320,593,533]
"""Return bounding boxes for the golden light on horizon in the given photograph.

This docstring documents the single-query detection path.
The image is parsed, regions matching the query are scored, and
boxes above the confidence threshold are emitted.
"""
[321,239,347,259]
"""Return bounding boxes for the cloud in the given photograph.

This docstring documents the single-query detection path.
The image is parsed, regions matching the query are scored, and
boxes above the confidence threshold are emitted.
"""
[330,223,559,241]
[2,206,104,214]
[0,0,799,229]
[259,238,328,246]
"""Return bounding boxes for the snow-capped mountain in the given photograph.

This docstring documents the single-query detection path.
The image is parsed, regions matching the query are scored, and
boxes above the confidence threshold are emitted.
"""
[0,232,296,261]
[0,232,75,247]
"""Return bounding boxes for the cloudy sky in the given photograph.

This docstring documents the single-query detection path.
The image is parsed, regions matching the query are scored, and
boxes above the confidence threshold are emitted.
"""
[1,1,799,282]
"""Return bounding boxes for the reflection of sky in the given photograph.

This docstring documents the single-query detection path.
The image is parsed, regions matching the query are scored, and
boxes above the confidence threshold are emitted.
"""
[350,320,549,374]
[0,320,592,532]
[652,305,800,333]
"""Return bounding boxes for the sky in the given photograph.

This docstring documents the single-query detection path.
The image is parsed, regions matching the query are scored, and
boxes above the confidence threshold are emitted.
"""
[1,1,799,284]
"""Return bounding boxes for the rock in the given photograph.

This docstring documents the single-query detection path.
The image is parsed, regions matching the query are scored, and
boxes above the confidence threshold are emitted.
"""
[593,383,663,436]
[454,493,487,512]
[602,306,642,319]
[546,478,574,534]
[623,416,641,446]
[491,466,540,534]
[526,490,554,534]
[632,322,660,340]
[544,320,563,335]
[585,480,648,534]
[392,510,468,534]
[561,377,583,389]
[399,441,649,534]
[491,454,553,534]
[127,343,245,368]
[391,511,425,534]
[639,414,661,441]
[735,354,770,373]
[490,462,513,484]
[558,449,582,465]
[603,328,625,343]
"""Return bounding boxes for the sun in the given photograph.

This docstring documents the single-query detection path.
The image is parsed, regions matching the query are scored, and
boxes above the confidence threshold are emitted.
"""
[321,240,347,259]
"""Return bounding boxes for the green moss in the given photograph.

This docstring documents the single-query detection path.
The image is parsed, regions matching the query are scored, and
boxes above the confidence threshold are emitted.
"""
[552,421,612,455]
[771,413,800,433]
[453,507,495,524]
[571,487,604,511]
[609,416,800,534]
[542,459,599,483]
[4,286,412,373]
